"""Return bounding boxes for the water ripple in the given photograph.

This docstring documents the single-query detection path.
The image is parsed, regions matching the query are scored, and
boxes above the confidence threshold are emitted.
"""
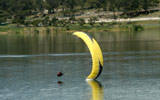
[0,53,90,58]
[0,51,160,58]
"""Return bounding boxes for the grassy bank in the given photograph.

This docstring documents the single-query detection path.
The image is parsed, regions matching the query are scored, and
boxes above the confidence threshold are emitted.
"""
[0,20,160,34]
[55,20,160,32]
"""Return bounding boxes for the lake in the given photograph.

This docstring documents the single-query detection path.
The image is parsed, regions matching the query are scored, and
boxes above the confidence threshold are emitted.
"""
[0,28,160,100]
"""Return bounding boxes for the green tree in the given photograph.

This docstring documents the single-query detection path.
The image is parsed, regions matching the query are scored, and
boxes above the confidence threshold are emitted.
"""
[57,19,70,30]
[8,0,33,25]
[12,15,25,26]
[78,0,86,9]
[31,0,44,12]
[45,0,59,13]
[69,16,77,24]
[0,0,9,10]
[78,18,85,26]
[0,10,10,24]
[43,16,50,26]
[86,0,101,9]
[31,19,43,26]
[66,0,77,10]
[51,17,58,26]
[88,17,98,26]
[141,0,160,11]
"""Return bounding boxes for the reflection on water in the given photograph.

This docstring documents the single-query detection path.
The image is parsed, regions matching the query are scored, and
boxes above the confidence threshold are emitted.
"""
[0,29,160,54]
[57,81,63,85]
[87,80,103,100]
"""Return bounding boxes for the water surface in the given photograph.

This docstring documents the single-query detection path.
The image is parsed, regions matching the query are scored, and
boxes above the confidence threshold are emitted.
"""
[0,29,160,100]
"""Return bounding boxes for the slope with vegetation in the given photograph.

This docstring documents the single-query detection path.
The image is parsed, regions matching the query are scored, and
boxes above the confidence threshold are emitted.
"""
[0,0,160,32]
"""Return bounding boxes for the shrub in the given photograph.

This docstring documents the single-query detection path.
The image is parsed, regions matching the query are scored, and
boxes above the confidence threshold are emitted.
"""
[24,21,31,26]
[69,16,76,24]
[132,25,144,31]
[78,18,85,26]
[51,17,58,26]
[43,16,50,26]
[88,17,98,26]
[57,19,70,30]
[31,20,43,27]
[99,22,105,26]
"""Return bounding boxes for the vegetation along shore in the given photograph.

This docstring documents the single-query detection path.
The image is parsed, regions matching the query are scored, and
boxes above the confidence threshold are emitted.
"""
[0,0,160,33]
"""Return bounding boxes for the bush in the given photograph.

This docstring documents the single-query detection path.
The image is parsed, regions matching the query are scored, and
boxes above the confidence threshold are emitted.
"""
[99,22,105,26]
[12,18,25,26]
[57,20,65,27]
[12,15,26,26]
[43,16,50,26]
[31,20,43,27]
[78,18,85,26]
[51,17,58,26]
[57,19,70,30]
[24,21,31,26]
[0,10,10,24]
[132,25,144,31]
[69,16,76,24]
[88,17,98,26]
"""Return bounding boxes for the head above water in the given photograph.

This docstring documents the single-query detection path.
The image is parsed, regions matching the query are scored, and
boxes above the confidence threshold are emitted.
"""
[57,72,64,77]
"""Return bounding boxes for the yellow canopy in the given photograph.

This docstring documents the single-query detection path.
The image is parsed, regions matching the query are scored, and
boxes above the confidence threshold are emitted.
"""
[73,31,103,80]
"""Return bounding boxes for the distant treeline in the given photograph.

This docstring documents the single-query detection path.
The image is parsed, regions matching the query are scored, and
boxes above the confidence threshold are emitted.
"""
[0,0,159,24]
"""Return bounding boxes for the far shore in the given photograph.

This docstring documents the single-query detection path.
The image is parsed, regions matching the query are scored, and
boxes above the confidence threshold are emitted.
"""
[0,17,160,33]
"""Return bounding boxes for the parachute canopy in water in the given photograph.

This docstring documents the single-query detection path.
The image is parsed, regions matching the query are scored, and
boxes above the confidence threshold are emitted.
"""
[73,32,103,80]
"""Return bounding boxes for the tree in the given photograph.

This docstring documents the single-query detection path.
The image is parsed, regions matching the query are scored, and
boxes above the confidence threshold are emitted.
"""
[78,0,86,9]
[31,19,43,26]
[0,0,9,10]
[86,0,101,9]
[99,0,109,11]
[88,17,98,26]
[141,0,160,11]
[43,16,50,26]
[78,18,85,26]
[45,0,59,13]
[57,19,70,30]
[51,17,58,26]
[31,0,44,12]
[69,16,77,24]
[0,10,10,24]
[66,0,77,10]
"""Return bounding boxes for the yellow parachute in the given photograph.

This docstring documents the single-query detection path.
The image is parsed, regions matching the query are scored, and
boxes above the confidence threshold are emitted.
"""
[73,32,103,80]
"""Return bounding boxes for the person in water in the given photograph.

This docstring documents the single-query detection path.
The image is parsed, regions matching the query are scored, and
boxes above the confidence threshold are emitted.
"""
[57,72,64,77]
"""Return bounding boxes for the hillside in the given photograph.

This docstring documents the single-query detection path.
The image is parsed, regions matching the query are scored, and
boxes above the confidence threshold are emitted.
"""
[0,0,160,26]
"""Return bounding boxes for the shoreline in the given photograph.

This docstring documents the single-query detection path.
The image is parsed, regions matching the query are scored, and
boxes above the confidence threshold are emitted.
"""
[0,18,160,33]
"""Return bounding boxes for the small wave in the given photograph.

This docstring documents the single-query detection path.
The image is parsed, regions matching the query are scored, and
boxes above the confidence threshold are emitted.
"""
[0,55,39,58]
[0,51,160,58]
[47,53,90,56]
[103,51,160,55]
[103,51,160,61]
[104,55,160,61]
[0,53,91,58]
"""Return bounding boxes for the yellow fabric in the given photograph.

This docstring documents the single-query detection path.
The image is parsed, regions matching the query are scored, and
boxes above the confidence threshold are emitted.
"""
[87,80,103,100]
[73,31,103,80]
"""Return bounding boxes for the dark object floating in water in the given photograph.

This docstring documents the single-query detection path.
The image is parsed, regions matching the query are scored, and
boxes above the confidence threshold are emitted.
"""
[57,72,64,77]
